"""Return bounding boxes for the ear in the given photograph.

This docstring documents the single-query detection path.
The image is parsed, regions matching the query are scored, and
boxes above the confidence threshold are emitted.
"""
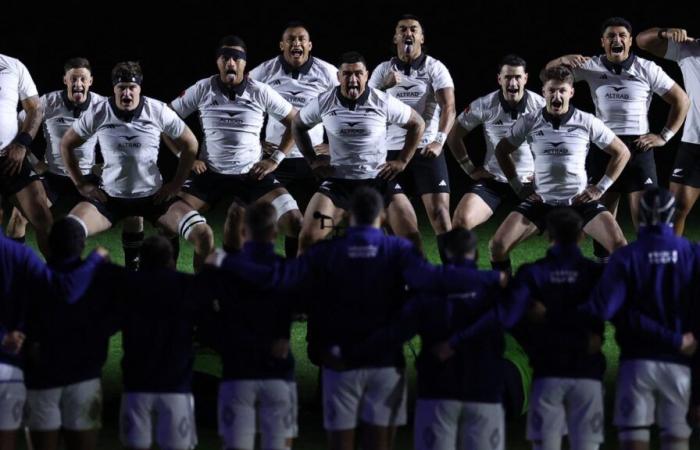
[600,36,606,50]
[279,40,284,52]
[308,40,313,52]
[522,73,528,84]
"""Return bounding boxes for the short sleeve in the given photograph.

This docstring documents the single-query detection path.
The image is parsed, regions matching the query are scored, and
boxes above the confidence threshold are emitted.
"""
[386,95,412,126]
[170,82,205,118]
[159,103,187,139]
[261,85,293,122]
[457,98,485,132]
[299,97,322,127]
[589,116,616,149]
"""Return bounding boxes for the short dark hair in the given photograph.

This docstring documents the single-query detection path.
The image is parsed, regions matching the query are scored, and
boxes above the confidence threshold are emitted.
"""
[350,187,383,225]
[111,61,142,84]
[49,217,86,261]
[498,54,527,73]
[244,202,277,241]
[218,35,247,51]
[442,227,478,260]
[601,17,633,36]
[540,65,574,85]
[338,51,367,68]
[546,208,583,245]
[63,57,91,74]
[140,235,174,270]
[282,20,310,38]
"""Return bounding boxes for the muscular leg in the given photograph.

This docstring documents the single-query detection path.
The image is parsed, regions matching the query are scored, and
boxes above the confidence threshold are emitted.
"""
[259,187,303,256]
[583,211,627,254]
[13,180,53,256]
[66,202,113,236]
[5,208,28,242]
[386,194,423,255]
[121,216,144,271]
[298,193,344,255]
[489,212,539,273]
[669,182,699,236]
[627,190,644,230]
[157,200,213,272]
[592,191,621,262]
[452,193,495,230]
[421,192,451,262]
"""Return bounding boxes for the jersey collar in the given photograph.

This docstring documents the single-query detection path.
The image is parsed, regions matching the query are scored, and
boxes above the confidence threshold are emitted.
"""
[279,55,314,80]
[61,90,92,118]
[391,53,427,75]
[335,86,370,111]
[215,75,248,100]
[108,96,145,123]
[542,106,576,130]
[601,53,636,75]
[498,90,529,120]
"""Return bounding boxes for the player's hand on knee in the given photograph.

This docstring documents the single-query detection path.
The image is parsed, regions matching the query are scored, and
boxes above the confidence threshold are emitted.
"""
[77,182,107,203]
[192,160,208,175]
[1,330,26,355]
[634,133,667,151]
[679,332,697,356]
[154,181,180,204]
[431,341,455,362]
[249,159,278,180]
[573,185,603,204]
[421,142,443,158]
[378,160,407,180]
[469,167,494,181]
[1,143,26,176]
[382,70,402,89]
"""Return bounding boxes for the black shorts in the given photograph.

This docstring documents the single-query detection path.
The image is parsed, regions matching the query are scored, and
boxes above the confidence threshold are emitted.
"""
[43,172,100,209]
[467,178,520,212]
[317,178,403,211]
[387,150,450,196]
[0,156,41,197]
[514,200,608,232]
[182,170,282,207]
[670,142,700,188]
[274,157,318,210]
[86,193,177,225]
[587,135,657,193]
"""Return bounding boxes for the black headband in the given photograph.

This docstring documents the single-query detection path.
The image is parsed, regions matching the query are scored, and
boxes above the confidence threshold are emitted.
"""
[112,73,143,86]
[217,47,247,61]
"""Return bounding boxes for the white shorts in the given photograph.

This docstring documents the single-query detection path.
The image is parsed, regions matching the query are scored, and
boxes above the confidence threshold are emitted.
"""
[322,367,407,431]
[218,379,295,450]
[614,359,691,439]
[527,377,604,445]
[414,398,504,450]
[120,392,197,450]
[288,381,298,438]
[0,363,25,431]
[25,378,102,431]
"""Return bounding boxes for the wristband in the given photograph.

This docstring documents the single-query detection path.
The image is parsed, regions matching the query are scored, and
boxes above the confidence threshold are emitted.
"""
[596,175,614,193]
[12,132,32,148]
[660,127,675,143]
[270,150,286,164]
[434,131,447,146]
[508,177,524,193]
[457,157,476,175]
[658,28,668,40]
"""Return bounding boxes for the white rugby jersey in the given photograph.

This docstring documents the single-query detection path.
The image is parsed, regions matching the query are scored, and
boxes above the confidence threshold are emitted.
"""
[299,86,413,179]
[573,54,675,136]
[369,54,454,150]
[0,54,38,155]
[171,76,293,175]
[666,40,700,145]
[249,56,338,158]
[507,107,616,204]
[457,89,545,182]
[19,91,106,176]
[72,97,186,198]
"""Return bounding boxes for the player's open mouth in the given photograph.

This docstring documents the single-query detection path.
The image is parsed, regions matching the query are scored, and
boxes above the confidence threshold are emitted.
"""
[121,97,132,105]
[347,84,360,96]
[404,38,413,45]
[611,44,624,54]
[506,87,519,95]
[290,48,303,57]
[551,99,563,108]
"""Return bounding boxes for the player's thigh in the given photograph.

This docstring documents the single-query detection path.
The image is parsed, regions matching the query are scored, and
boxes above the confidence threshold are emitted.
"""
[452,193,495,229]
[61,379,102,431]
[413,399,461,450]
[322,368,365,431]
[177,191,209,212]
[25,388,62,431]
[387,193,419,234]
[459,402,505,450]
[259,187,302,231]
[13,180,52,230]
[490,211,538,255]
[360,367,407,428]
[420,192,451,232]
[154,393,197,450]
[156,200,208,241]
[67,201,112,235]
[566,379,605,446]
[655,363,692,440]
[583,211,626,252]
[258,380,294,450]
[119,393,155,450]
[670,182,700,213]
[527,378,568,443]
[626,190,644,229]
[0,366,25,432]
[218,381,257,450]
[300,192,342,239]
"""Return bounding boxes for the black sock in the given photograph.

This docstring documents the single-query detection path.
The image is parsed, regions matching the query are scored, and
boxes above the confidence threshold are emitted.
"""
[491,258,512,275]
[122,231,144,271]
[436,233,448,263]
[284,237,299,258]
[593,240,610,263]
[9,236,26,244]
[170,235,181,265]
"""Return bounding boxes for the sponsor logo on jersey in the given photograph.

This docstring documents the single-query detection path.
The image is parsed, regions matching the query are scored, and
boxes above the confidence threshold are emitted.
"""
[219,111,244,124]
[647,250,678,264]
[118,135,141,148]
[544,142,569,155]
[395,83,422,98]
[287,90,304,96]
[103,124,120,129]
[605,86,630,99]
[343,121,361,127]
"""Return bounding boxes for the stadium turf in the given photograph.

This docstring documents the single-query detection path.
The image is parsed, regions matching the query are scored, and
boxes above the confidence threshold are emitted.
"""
[14,198,700,449]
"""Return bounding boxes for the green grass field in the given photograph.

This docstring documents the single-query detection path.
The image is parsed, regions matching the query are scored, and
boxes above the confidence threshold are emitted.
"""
[13,198,700,449]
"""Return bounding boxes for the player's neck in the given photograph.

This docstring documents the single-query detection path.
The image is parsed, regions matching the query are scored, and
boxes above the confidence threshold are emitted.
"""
[398,49,422,62]
[219,75,244,87]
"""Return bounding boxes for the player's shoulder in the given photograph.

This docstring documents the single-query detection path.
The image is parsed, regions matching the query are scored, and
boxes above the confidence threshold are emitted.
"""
[90,92,108,103]
[42,90,64,109]
[525,90,546,108]
[0,53,26,72]
[249,56,280,80]
[312,56,338,77]
[425,54,450,72]
[373,59,393,73]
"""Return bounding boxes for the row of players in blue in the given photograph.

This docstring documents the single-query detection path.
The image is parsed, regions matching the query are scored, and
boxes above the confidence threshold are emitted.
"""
[1,185,699,450]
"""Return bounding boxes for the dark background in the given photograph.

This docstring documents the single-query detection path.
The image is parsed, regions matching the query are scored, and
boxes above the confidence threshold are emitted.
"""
[2,0,695,198]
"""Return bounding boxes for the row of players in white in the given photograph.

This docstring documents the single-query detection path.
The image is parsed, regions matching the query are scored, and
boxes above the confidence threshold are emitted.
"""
[0,16,696,450]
